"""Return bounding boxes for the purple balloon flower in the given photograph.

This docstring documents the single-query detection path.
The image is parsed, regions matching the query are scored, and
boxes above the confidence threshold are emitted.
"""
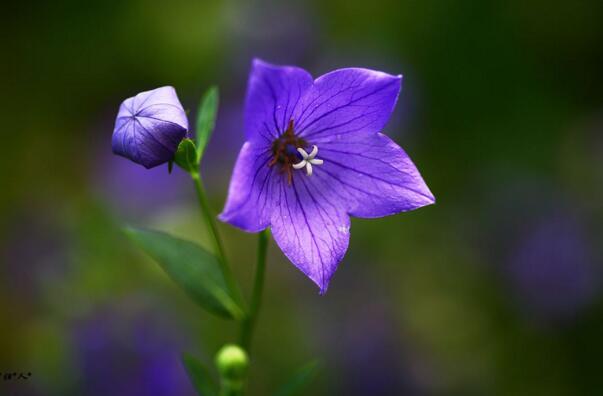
[112,86,189,168]
[220,59,435,293]
[72,306,195,396]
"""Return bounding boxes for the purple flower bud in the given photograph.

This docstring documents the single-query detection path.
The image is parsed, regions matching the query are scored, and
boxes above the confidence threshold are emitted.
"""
[112,86,189,169]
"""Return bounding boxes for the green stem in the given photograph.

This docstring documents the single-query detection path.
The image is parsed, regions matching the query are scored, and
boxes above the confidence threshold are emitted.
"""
[219,381,244,396]
[240,230,269,351]
[190,171,241,304]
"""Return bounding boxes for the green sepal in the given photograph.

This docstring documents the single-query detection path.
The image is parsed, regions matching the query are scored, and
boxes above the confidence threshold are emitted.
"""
[182,353,218,396]
[124,227,245,320]
[273,360,321,396]
[174,138,198,173]
[195,86,219,161]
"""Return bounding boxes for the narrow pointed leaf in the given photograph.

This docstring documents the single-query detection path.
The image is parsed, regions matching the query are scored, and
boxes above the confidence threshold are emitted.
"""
[195,86,219,160]
[273,360,321,396]
[183,353,218,396]
[174,138,198,173]
[125,227,244,320]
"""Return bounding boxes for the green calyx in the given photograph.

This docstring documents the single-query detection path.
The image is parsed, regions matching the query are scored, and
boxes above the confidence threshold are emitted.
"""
[174,138,199,174]
[172,86,220,176]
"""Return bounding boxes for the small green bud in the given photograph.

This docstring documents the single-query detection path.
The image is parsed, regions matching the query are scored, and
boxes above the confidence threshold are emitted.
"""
[215,344,249,381]
[174,138,198,173]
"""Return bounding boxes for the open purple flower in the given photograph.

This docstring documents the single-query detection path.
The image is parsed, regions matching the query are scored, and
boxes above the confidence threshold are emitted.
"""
[112,86,189,169]
[220,59,435,293]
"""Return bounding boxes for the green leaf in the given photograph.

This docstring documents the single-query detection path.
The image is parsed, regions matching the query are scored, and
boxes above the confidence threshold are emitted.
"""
[125,227,245,320]
[182,353,218,396]
[195,86,219,160]
[174,138,198,173]
[273,360,321,396]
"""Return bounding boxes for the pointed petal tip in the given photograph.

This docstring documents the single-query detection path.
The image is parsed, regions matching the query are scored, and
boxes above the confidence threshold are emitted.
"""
[218,210,270,234]
[251,57,272,69]
[251,58,309,75]
[424,188,436,205]
[421,187,435,201]
[311,273,334,296]
[217,210,239,228]
[217,210,244,228]
[413,190,436,210]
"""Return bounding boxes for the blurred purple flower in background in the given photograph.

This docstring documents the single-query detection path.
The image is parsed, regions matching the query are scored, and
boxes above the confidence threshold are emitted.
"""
[200,101,247,190]
[112,86,188,169]
[305,271,427,396]
[72,305,195,396]
[224,0,319,68]
[508,214,599,322]
[220,59,434,293]
[1,212,67,305]
[95,152,191,220]
[335,304,420,395]
[478,181,600,323]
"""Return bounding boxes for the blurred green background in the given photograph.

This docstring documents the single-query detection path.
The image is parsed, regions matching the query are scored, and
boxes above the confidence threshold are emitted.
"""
[1,0,602,395]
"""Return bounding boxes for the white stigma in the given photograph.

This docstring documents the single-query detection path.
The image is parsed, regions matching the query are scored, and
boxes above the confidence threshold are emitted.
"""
[293,145,324,176]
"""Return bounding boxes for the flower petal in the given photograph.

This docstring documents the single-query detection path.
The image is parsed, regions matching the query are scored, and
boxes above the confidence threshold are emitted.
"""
[218,142,280,232]
[316,133,435,217]
[294,68,401,142]
[112,117,185,169]
[131,86,189,130]
[244,59,313,144]
[270,173,350,294]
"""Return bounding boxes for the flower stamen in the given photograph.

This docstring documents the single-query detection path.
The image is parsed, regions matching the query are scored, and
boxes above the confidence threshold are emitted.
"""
[293,145,324,176]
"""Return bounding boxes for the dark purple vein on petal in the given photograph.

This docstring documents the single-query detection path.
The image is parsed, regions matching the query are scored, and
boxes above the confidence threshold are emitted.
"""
[260,122,276,142]
[281,78,292,132]
[134,118,174,152]
[281,179,303,268]
[299,176,338,261]
[296,79,398,134]
[139,115,187,130]
[291,177,326,289]
[261,75,282,135]
[134,91,155,113]
[289,79,305,125]
[120,120,134,157]
[319,147,409,174]
[295,73,364,129]
[325,157,434,200]
[224,153,272,214]
[299,108,382,138]
[257,165,275,217]
[300,175,339,227]
[137,102,185,115]
[319,167,386,200]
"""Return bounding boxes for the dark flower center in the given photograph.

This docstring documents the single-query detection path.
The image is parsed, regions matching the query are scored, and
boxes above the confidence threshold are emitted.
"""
[269,119,307,183]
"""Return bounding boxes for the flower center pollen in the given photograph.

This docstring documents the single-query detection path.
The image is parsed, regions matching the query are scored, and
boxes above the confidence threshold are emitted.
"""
[269,120,324,183]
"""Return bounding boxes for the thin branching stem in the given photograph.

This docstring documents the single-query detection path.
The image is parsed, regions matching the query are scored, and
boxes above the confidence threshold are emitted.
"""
[191,171,243,306]
[240,230,269,351]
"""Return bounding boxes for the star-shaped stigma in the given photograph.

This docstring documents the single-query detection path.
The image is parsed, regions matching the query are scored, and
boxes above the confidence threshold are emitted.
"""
[292,145,324,176]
